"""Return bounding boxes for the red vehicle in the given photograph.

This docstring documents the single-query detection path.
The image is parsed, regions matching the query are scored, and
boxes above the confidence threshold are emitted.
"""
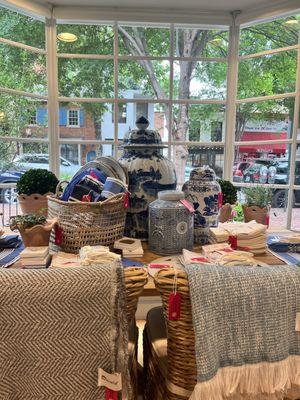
[233,162,252,182]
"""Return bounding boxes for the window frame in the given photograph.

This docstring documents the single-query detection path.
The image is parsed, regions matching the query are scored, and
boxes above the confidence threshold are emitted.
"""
[66,109,80,128]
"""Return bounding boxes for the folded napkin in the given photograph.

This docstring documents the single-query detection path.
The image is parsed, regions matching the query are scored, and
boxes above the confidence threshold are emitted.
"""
[0,234,22,249]
[79,245,121,266]
[268,235,300,253]
[0,244,24,268]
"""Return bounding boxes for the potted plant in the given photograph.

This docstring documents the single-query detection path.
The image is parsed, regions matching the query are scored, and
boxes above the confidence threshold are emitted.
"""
[16,169,59,216]
[9,214,57,247]
[242,186,272,225]
[217,179,237,223]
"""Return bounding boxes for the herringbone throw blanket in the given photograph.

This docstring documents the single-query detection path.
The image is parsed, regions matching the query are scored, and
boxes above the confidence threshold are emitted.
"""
[185,264,300,400]
[0,262,130,399]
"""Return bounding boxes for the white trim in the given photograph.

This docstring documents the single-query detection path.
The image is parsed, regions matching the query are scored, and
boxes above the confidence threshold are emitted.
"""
[224,15,240,180]
[236,92,296,104]
[0,136,48,143]
[239,44,299,60]
[237,0,300,26]
[46,17,60,176]
[233,182,290,189]
[0,0,50,19]
[66,109,80,127]
[0,86,48,100]
[52,6,231,26]
[113,21,119,158]
[0,37,46,54]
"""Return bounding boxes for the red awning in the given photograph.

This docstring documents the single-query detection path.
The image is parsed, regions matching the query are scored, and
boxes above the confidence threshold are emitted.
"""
[239,131,287,154]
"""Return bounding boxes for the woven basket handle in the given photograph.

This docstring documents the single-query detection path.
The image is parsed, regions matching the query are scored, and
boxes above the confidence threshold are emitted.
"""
[55,181,69,198]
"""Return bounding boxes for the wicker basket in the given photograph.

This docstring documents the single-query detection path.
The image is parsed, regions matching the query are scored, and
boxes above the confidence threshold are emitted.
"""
[48,185,127,253]
[124,267,148,323]
[152,269,299,400]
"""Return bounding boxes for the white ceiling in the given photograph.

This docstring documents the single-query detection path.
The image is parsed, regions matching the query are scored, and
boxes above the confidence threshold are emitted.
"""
[1,0,300,25]
[34,0,281,12]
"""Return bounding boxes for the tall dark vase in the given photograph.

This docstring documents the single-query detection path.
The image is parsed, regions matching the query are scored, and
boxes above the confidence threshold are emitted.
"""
[119,117,177,240]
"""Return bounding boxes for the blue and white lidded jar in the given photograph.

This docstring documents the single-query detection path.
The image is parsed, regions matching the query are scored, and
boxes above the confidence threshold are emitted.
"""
[182,166,221,245]
[119,117,177,240]
[148,190,194,255]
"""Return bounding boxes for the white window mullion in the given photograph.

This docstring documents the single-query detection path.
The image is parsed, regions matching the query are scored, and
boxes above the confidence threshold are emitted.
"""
[46,16,59,176]
[287,40,300,230]
[113,21,119,159]
[224,14,240,180]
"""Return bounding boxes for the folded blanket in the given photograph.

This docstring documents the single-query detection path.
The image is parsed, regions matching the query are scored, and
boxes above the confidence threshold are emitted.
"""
[0,234,22,249]
[0,261,131,399]
[185,264,300,400]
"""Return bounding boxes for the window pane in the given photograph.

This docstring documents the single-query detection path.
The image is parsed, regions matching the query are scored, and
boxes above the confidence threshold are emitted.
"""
[233,144,291,184]
[0,44,46,94]
[235,98,294,142]
[291,202,300,230]
[118,25,170,56]
[240,16,300,56]
[57,23,114,55]
[58,59,114,98]
[117,102,168,141]
[0,6,45,49]
[118,61,170,99]
[59,143,113,180]
[237,51,297,99]
[294,144,300,185]
[0,141,49,172]
[174,28,228,57]
[58,102,114,142]
[0,94,48,138]
[173,61,227,100]
[172,144,224,185]
[172,104,225,142]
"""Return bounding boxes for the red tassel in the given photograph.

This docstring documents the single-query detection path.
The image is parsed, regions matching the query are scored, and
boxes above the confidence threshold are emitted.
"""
[218,192,223,209]
[265,214,270,227]
[82,194,91,202]
[124,192,129,209]
[191,257,209,262]
[168,292,181,321]
[228,235,237,250]
[90,170,98,180]
[54,226,63,246]
[105,388,118,400]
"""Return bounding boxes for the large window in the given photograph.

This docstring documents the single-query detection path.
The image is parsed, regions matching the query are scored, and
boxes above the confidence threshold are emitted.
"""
[0,6,299,228]
[235,15,300,229]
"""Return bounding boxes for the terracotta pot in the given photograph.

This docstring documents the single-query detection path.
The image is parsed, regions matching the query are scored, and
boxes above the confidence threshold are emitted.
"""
[18,218,58,247]
[18,193,53,217]
[219,203,233,223]
[242,204,270,225]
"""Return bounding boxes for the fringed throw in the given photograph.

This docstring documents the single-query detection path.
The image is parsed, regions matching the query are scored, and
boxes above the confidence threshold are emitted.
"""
[185,264,300,400]
[0,261,130,399]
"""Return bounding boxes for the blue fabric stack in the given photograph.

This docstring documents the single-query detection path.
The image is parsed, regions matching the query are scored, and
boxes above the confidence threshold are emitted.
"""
[0,234,24,268]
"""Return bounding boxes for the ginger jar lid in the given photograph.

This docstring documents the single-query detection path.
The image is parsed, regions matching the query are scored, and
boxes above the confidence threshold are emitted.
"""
[189,165,217,181]
[123,116,166,148]
[158,190,185,201]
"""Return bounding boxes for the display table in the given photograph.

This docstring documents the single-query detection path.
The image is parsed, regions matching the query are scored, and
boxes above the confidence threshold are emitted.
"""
[7,237,287,297]
[135,243,287,296]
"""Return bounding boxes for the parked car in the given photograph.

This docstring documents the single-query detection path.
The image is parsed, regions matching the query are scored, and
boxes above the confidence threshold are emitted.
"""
[233,162,252,183]
[0,170,23,204]
[271,161,300,208]
[14,154,79,177]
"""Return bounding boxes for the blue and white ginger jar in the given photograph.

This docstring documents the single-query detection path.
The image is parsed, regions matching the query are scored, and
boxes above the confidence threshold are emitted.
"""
[119,117,177,240]
[182,166,221,244]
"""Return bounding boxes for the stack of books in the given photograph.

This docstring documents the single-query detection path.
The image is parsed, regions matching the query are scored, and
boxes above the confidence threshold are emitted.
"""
[20,246,50,269]
[114,237,144,258]
[210,221,267,254]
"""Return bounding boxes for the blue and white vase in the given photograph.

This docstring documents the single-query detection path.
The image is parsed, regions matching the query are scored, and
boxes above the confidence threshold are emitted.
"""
[119,117,177,239]
[182,166,221,244]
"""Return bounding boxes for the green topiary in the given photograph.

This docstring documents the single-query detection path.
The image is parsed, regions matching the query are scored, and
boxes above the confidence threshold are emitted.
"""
[243,186,272,208]
[217,179,237,205]
[16,169,59,196]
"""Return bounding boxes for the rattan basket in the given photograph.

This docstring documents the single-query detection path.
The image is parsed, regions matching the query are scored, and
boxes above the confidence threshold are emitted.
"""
[152,268,299,400]
[48,184,127,253]
[124,267,148,323]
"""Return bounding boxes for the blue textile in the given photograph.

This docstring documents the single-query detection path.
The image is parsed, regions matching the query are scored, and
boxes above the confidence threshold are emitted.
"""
[0,235,22,249]
[60,168,107,201]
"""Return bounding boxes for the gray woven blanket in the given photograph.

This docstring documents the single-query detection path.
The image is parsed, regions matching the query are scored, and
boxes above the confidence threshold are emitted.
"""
[185,264,300,399]
[0,262,130,400]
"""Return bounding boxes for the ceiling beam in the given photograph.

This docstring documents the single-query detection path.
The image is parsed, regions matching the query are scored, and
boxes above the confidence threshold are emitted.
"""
[53,5,231,26]
[237,0,300,26]
[0,0,52,18]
